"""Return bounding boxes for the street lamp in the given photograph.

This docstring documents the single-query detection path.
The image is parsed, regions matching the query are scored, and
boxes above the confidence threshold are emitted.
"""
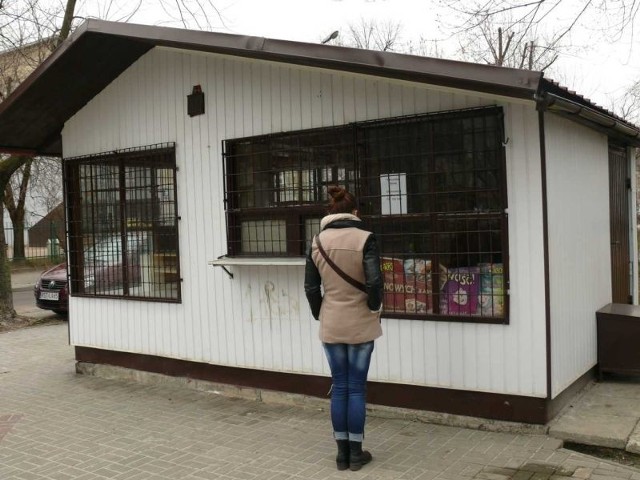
[321,30,339,44]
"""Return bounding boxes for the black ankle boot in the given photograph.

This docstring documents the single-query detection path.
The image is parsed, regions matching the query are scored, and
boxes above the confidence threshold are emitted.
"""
[349,441,372,471]
[335,439,350,470]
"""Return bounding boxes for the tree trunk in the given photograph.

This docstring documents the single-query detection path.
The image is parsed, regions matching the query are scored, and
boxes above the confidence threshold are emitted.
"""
[55,0,77,48]
[5,158,32,260]
[11,219,25,260]
[0,202,16,324]
[0,156,29,324]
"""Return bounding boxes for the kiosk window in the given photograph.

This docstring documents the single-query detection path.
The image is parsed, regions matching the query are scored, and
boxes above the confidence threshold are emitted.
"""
[224,107,507,323]
[65,144,181,302]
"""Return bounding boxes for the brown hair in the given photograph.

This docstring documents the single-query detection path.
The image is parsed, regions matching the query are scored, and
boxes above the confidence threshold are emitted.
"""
[327,185,357,214]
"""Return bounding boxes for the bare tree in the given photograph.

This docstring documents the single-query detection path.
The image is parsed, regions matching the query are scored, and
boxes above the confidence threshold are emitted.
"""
[613,79,640,125]
[2,154,63,261]
[155,0,227,30]
[459,20,562,70]
[28,157,63,215]
[333,18,403,52]
[437,0,639,34]
[26,157,65,251]
[0,0,76,325]
[403,37,446,58]
[4,158,32,260]
[437,0,640,66]
[436,1,588,70]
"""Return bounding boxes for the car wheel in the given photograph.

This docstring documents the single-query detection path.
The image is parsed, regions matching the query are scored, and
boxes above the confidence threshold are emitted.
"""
[53,310,68,316]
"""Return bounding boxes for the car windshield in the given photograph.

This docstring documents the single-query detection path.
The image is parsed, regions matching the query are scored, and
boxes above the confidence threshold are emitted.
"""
[85,239,121,265]
[84,234,148,266]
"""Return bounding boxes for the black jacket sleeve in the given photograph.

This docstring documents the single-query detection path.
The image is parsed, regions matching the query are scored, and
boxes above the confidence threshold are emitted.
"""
[304,243,322,320]
[363,234,383,312]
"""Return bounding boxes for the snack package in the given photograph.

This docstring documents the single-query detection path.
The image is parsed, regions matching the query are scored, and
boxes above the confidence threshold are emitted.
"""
[479,263,504,317]
[403,259,432,314]
[381,257,406,312]
[440,267,480,315]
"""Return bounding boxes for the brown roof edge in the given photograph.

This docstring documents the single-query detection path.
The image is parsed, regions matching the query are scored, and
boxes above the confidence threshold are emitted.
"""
[2,19,637,154]
[0,21,90,120]
[84,19,544,98]
[536,87,640,147]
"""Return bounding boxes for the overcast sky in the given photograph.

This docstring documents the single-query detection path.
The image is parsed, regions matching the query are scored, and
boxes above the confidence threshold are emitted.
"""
[7,0,640,226]
[85,0,640,112]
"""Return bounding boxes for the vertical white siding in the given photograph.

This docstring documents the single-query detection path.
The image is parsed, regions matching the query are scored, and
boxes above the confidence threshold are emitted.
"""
[63,47,548,396]
[544,114,611,397]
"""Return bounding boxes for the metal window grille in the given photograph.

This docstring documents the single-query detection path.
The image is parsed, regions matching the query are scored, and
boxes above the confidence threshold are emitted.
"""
[224,107,508,322]
[223,126,356,256]
[65,143,181,302]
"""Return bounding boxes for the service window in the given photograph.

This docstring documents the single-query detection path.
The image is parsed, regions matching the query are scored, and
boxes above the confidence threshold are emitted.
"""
[65,143,181,302]
[223,107,508,323]
[224,127,356,256]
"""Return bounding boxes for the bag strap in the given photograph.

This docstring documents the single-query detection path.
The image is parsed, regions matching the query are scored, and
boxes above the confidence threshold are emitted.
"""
[315,234,367,293]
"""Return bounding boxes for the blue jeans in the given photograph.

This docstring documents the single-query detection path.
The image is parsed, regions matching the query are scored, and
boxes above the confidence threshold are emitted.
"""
[323,341,375,442]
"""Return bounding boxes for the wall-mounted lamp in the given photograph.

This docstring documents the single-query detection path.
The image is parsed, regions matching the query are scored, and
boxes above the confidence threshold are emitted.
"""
[187,85,205,117]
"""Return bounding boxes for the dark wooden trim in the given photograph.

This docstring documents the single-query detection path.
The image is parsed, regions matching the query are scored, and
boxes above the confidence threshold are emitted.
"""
[76,346,549,424]
[379,312,507,324]
[538,109,552,400]
[75,346,331,397]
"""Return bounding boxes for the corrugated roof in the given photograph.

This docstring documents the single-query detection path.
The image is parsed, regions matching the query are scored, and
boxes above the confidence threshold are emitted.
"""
[0,19,637,155]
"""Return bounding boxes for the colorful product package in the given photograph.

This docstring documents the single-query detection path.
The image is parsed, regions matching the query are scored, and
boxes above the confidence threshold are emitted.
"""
[403,259,432,314]
[439,267,480,315]
[478,263,504,317]
[381,257,406,312]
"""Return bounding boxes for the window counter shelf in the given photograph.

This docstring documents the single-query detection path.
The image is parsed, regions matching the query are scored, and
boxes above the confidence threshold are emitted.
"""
[209,257,305,278]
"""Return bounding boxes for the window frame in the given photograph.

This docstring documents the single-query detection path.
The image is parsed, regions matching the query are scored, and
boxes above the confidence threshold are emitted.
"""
[223,107,509,324]
[223,125,356,257]
[64,143,182,303]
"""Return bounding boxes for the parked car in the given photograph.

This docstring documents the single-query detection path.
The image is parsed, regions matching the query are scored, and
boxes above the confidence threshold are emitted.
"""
[34,233,149,313]
[83,234,146,292]
[34,263,69,315]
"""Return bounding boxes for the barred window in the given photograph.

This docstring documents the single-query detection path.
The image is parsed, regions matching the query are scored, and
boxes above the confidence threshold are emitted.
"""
[65,144,181,302]
[224,127,356,255]
[224,107,507,323]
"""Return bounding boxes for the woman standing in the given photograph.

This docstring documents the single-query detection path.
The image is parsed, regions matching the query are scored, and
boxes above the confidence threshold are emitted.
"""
[304,185,383,472]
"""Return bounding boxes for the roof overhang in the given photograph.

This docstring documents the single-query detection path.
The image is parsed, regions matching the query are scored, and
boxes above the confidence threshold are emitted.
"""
[0,19,638,156]
[535,82,640,146]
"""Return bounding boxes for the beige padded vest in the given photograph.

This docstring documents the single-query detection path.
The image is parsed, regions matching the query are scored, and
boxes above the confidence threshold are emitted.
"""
[312,223,383,344]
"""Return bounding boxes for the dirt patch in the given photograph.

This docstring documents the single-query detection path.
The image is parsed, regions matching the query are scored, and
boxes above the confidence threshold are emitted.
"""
[0,315,65,333]
[564,442,640,469]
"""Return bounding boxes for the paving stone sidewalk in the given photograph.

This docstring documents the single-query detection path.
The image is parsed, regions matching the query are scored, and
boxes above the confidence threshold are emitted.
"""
[1,323,640,480]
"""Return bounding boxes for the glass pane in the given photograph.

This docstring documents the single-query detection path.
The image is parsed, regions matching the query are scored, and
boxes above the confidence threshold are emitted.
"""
[241,220,287,254]
[359,108,506,319]
[381,257,434,314]
[304,218,321,252]
[225,126,355,255]
[68,148,180,301]
[156,168,176,226]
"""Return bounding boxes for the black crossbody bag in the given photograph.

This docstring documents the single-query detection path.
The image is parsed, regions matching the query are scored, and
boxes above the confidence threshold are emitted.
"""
[314,234,367,294]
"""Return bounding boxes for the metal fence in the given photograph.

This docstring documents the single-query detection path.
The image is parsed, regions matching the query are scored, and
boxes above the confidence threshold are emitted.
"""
[3,222,64,262]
